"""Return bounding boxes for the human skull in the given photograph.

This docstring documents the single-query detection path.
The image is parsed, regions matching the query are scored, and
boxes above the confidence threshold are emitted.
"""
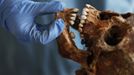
[57,4,134,75]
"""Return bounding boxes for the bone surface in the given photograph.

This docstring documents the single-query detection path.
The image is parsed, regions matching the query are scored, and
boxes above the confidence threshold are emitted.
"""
[57,4,134,75]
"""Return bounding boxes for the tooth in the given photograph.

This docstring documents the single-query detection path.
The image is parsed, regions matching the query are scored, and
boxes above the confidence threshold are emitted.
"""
[70,17,76,20]
[132,27,134,31]
[71,14,77,17]
[69,21,74,25]
[79,28,83,32]
[82,11,88,15]
[81,15,87,19]
[80,20,85,24]
[86,4,95,9]
[79,24,83,27]
[73,8,79,12]
[70,32,75,39]
[86,4,91,8]
[80,34,84,38]
[83,8,89,12]
[116,17,125,22]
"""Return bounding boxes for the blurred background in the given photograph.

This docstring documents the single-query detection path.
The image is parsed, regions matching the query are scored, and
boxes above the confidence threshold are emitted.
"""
[0,0,134,75]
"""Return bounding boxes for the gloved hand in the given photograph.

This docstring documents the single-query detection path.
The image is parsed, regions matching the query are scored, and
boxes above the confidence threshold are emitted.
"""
[0,0,64,44]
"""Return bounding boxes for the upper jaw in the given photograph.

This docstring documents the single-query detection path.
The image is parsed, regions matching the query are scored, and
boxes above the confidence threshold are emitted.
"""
[78,4,99,38]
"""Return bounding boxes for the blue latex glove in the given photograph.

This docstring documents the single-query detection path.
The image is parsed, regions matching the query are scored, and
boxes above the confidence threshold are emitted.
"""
[0,0,65,44]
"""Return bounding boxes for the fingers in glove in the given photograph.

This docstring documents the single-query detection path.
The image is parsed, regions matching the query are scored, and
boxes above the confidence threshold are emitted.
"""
[28,19,64,44]
[33,1,64,15]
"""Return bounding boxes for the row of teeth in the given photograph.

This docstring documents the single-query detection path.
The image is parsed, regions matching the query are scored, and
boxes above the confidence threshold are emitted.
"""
[68,4,94,38]
[68,4,93,26]
[68,8,78,39]
[69,8,79,25]
[79,4,93,37]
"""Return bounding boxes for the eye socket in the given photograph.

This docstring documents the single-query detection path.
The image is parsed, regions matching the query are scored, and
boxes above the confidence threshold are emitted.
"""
[99,13,111,20]
[104,25,124,46]
[121,13,132,19]
[99,12,119,20]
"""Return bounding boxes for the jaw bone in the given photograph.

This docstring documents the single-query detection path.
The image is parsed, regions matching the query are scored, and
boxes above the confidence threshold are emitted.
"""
[56,8,79,26]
